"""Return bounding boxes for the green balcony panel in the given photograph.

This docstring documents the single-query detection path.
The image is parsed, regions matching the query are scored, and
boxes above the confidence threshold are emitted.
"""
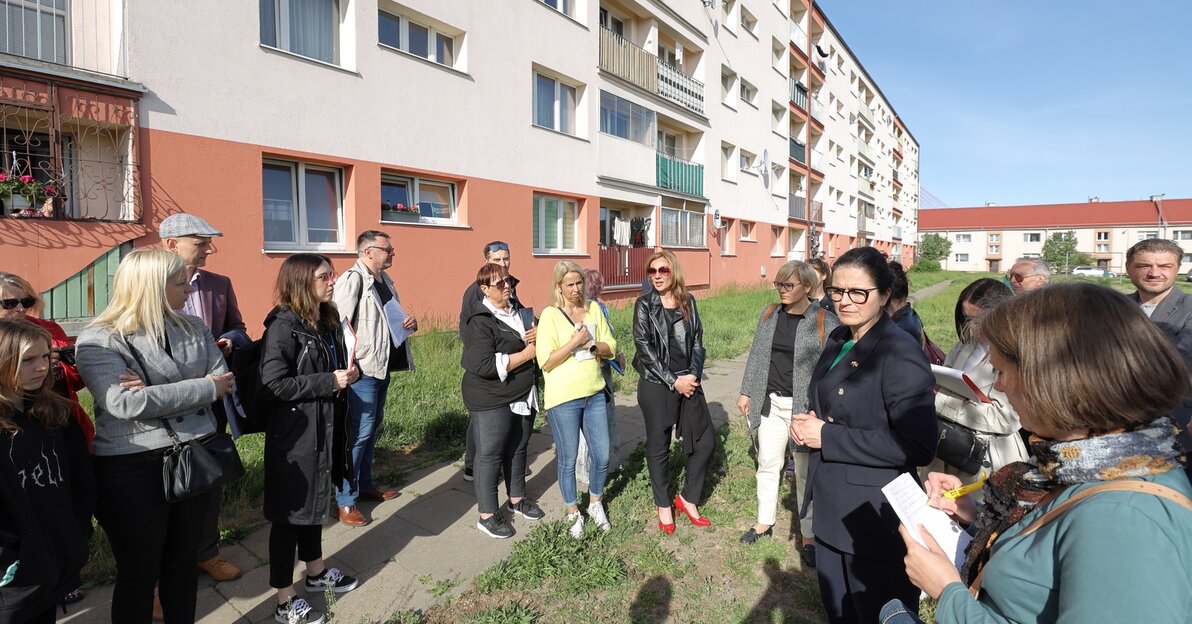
[656,153,703,196]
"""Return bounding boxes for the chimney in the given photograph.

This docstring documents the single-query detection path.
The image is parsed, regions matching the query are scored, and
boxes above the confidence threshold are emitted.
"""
[985,202,996,207]
[1088,196,1100,203]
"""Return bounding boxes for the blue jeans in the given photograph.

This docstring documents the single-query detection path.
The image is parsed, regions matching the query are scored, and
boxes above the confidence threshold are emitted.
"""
[336,374,391,507]
[879,599,926,624]
[547,392,609,506]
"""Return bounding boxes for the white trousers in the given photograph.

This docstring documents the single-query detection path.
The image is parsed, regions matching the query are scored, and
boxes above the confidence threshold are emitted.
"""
[755,393,813,536]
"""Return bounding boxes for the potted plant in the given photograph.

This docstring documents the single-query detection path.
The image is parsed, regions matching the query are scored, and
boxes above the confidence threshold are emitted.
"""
[382,201,421,223]
[0,174,58,218]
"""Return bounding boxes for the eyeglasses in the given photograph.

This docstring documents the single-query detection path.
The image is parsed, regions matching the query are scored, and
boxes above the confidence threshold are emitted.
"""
[486,242,510,253]
[484,277,512,289]
[824,286,879,304]
[1006,272,1038,283]
[313,272,337,283]
[0,296,36,310]
[646,266,672,276]
[367,246,395,256]
[773,281,799,292]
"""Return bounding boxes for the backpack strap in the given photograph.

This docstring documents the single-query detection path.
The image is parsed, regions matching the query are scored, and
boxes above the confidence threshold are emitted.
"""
[969,480,1192,597]
[817,307,826,346]
[761,303,780,321]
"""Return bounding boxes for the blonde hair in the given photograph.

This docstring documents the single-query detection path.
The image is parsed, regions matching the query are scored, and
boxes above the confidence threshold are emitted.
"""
[774,260,818,294]
[90,249,194,344]
[0,318,72,434]
[645,250,691,319]
[0,272,43,316]
[549,261,587,308]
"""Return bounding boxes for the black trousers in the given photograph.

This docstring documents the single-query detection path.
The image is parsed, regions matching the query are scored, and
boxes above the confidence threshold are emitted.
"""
[814,538,919,624]
[94,451,212,624]
[268,523,323,589]
[638,380,715,508]
[197,404,228,562]
[470,406,528,514]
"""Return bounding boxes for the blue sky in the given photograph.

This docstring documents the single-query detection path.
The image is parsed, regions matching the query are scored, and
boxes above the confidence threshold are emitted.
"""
[817,0,1192,208]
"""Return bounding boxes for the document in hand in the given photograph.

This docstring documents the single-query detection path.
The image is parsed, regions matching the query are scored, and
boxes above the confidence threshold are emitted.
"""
[931,364,991,404]
[382,299,413,348]
[341,317,358,361]
[882,473,972,569]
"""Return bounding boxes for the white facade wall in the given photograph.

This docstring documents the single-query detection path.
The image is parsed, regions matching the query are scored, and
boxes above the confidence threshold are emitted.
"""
[927,225,1192,274]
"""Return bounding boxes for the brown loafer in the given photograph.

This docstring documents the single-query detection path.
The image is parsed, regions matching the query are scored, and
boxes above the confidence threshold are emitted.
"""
[198,555,242,582]
[152,588,163,621]
[359,487,399,502]
[338,505,368,526]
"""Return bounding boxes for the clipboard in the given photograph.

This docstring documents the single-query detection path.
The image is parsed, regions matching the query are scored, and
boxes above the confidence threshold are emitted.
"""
[931,364,991,403]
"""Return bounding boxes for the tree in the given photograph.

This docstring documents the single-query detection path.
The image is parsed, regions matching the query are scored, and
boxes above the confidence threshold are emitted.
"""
[1041,231,1094,272]
[918,233,952,263]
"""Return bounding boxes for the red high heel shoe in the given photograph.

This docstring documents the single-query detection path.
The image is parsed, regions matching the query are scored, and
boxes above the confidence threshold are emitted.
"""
[657,507,676,535]
[675,494,712,527]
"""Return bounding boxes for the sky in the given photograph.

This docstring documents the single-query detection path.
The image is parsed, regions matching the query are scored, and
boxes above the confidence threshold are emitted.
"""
[817,0,1192,208]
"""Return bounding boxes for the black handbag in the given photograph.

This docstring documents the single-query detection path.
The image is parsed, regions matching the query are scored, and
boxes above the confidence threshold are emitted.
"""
[935,418,990,475]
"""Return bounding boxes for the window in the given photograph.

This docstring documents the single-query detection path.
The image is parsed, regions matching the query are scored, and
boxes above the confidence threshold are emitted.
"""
[262,160,343,250]
[598,8,623,35]
[770,226,783,256]
[533,194,579,253]
[739,6,758,36]
[538,0,574,19]
[721,142,736,181]
[988,233,1001,243]
[740,220,754,240]
[660,198,705,248]
[771,38,785,72]
[1096,243,1110,253]
[1184,253,1192,264]
[739,149,757,173]
[1174,231,1192,241]
[721,218,735,256]
[599,91,655,147]
[1023,232,1041,243]
[1096,231,1111,241]
[534,72,577,135]
[720,67,738,107]
[739,78,758,106]
[771,101,786,132]
[1,0,67,64]
[955,234,971,243]
[261,0,340,65]
[380,173,457,224]
[378,10,460,68]
[656,130,678,158]
[722,0,736,28]
[955,253,969,263]
[1137,230,1159,241]
[988,245,999,254]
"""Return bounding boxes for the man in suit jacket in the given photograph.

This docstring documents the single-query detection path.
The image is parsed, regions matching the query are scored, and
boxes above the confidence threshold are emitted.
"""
[160,213,249,583]
[1126,238,1192,462]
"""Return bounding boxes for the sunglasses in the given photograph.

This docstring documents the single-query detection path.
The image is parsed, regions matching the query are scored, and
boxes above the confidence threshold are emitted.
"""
[0,296,36,310]
[486,242,510,253]
[484,277,512,288]
[824,286,879,304]
[313,272,337,283]
[646,266,672,276]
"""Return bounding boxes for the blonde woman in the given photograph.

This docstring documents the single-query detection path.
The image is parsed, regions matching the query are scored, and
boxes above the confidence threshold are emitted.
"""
[536,261,617,538]
[76,250,234,623]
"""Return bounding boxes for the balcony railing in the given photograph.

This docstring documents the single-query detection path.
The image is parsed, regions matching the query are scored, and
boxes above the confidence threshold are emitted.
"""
[857,177,874,197]
[809,200,824,224]
[789,20,808,52]
[809,96,825,123]
[789,138,806,163]
[856,138,873,163]
[857,213,873,234]
[599,244,655,288]
[892,170,902,187]
[0,0,127,77]
[894,226,903,240]
[810,147,825,171]
[789,194,806,220]
[857,103,875,128]
[656,152,703,196]
[600,27,704,116]
[790,80,808,110]
[893,142,904,159]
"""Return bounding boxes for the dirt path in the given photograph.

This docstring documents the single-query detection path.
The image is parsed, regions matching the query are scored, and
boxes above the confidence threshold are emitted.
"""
[909,278,956,303]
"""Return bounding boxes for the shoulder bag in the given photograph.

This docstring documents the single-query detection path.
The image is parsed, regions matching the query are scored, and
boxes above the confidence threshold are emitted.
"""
[935,418,990,475]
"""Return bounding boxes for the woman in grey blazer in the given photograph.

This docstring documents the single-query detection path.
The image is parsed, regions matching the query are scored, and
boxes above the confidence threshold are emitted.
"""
[737,260,838,562]
[76,250,234,624]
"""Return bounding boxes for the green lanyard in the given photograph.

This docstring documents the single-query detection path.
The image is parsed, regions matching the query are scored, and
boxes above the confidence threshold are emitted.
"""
[829,339,855,371]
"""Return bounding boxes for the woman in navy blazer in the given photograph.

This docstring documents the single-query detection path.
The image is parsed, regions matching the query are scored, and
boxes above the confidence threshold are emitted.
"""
[790,247,938,624]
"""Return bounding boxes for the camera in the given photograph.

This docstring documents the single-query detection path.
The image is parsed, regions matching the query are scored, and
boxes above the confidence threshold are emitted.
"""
[57,345,76,366]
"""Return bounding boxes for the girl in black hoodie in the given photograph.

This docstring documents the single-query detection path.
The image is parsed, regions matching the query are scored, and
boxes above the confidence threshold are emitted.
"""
[0,318,95,623]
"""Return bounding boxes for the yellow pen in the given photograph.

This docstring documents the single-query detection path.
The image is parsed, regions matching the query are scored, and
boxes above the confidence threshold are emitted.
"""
[941,472,987,499]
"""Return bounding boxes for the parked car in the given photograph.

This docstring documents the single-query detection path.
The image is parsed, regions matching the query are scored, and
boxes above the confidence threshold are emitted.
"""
[1186,268,1192,282]
[1071,266,1115,278]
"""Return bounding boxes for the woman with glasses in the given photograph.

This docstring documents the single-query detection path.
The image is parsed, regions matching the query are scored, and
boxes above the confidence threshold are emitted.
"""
[633,251,715,534]
[258,254,360,624]
[737,261,839,562]
[461,264,544,540]
[537,261,617,538]
[789,246,938,624]
[924,278,1026,483]
[75,250,234,623]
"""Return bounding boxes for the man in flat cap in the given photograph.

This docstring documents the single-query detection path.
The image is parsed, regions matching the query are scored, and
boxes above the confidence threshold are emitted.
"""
[159,212,249,583]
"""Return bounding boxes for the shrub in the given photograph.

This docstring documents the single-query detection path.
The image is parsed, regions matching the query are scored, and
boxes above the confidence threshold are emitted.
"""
[909,259,941,272]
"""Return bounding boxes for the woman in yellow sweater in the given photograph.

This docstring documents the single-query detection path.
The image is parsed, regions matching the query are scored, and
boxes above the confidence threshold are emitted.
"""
[536,261,617,539]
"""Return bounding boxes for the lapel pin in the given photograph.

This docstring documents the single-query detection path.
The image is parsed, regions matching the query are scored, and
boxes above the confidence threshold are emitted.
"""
[838,388,845,395]
[849,361,858,368]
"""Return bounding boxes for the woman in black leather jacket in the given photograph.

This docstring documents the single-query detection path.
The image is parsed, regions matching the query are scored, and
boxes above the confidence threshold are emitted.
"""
[632,250,715,534]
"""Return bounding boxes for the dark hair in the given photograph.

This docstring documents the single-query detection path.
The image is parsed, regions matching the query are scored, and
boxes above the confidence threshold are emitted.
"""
[807,257,832,286]
[475,263,505,288]
[889,261,909,301]
[954,278,1011,341]
[834,247,894,294]
[275,254,339,332]
[355,230,390,252]
[482,241,510,259]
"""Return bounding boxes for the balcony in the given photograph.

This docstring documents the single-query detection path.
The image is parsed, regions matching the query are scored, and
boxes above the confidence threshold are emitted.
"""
[789,138,806,164]
[893,142,904,160]
[857,214,874,235]
[790,80,808,110]
[599,27,704,116]
[809,147,825,173]
[0,0,127,78]
[789,194,806,220]
[809,200,824,224]
[857,177,874,198]
[599,244,654,289]
[855,138,873,163]
[809,96,825,124]
[789,20,808,54]
[892,170,903,188]
[894,226,903,240]
[656,152,703,196]
[857,103,875,128]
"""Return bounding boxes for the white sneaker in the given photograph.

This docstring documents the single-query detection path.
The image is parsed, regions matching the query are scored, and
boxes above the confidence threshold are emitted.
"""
[587,502,611,532]
[567,510,585,539]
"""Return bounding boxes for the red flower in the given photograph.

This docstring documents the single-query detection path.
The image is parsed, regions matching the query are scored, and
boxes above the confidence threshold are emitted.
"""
[19,175,33,183]
[44,186,57,197]
[0,174,7,182]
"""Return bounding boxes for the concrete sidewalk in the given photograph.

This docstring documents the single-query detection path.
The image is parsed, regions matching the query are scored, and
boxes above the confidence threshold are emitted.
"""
[63,354,749,623]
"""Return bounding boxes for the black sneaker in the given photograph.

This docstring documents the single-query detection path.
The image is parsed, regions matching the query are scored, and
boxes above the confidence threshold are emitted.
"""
[507,499,545,520]
[304,567,359,594]
[476,514,515,539]
[463,468,474,482]
[800,543,817,569]
[275,597,324,624]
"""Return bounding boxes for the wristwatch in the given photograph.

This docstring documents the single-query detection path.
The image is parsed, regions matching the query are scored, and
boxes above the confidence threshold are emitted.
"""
[588,344,598,354]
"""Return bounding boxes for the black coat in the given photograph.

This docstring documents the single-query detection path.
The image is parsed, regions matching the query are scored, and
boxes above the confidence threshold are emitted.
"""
[631,289,706,387]
[802,314,937,559]
[460,306,536,412]
[259,307,350,525]
[0,411,94,622]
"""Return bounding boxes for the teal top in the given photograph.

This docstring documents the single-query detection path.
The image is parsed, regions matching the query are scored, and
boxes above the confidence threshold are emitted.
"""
[828,339,855,371]
[936,469,1192,623]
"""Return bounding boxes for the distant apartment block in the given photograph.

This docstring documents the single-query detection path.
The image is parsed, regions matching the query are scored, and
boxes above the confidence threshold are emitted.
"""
[0,0,920,329]
[918,198,1192,274]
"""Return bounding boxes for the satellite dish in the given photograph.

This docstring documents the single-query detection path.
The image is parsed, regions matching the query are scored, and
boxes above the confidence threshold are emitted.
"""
[713,209,722,229]
[759,149,771,189]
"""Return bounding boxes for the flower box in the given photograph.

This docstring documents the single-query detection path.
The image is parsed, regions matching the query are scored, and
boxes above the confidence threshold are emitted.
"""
[382,210,421,223]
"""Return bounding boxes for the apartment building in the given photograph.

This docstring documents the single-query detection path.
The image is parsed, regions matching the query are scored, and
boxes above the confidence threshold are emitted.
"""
[918,198,1192,274]
[0,0,919,330]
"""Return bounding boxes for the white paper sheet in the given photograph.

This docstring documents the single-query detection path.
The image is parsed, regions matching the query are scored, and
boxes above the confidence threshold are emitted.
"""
[932,364,991,404]
[342,316,358,364]
[882,472,972,569]
[382,299,412,348]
